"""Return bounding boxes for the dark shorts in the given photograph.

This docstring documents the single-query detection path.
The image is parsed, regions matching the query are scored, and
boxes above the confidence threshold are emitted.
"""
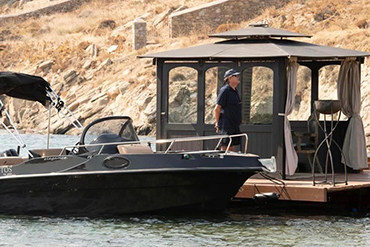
[218,128,242,147]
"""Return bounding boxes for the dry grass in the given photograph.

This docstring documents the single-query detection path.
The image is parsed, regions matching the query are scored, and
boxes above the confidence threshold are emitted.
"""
[1,0,369,72]
[215,23,241,33]
[235,0,370,54]
[0,0,216,68]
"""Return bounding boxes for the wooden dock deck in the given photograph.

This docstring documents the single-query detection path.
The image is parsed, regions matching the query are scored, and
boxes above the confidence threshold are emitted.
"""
[236,170,370,203]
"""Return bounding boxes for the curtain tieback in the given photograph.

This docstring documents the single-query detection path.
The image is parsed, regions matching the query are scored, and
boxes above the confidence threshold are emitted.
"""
[278,113,287,117]
[351,113,362,118]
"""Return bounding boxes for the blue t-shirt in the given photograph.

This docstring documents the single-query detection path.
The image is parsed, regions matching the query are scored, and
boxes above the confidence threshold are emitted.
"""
[217,84,242,131]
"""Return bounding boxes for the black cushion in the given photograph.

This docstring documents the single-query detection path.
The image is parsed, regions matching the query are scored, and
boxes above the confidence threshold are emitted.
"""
[0,149,18,157]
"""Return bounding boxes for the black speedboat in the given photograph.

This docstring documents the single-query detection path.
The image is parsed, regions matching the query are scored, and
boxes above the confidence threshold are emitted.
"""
[0,72,275,216]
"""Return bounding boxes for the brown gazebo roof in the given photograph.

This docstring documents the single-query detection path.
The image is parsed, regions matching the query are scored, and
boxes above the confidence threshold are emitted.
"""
[140,38,370,60]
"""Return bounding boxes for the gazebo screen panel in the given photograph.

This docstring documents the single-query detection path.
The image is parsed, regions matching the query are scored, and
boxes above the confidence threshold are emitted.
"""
[244,66,274,125]
[290,65,312,121]
[168,66,198,124]
[318,65,340,100]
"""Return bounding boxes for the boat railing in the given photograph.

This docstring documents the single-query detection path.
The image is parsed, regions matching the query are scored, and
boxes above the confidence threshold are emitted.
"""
[60,133,248,156]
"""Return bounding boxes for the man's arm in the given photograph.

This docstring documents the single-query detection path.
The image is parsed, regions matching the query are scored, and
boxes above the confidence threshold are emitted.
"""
[214,104,222,132]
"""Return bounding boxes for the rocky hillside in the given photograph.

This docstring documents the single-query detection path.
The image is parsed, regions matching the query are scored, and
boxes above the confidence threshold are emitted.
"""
[1,0,370,149]
[0,0,215,135]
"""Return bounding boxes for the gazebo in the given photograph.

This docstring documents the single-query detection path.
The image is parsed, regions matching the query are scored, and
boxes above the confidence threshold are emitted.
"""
[140,24,370,179]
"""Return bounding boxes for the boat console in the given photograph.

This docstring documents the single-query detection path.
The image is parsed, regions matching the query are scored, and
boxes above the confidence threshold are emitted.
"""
[77,116,140,155]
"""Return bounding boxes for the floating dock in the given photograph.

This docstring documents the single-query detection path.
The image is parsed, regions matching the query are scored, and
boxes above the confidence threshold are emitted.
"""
[236,170,370,210]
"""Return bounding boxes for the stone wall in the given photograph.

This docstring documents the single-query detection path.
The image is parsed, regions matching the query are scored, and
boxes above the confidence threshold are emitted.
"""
[0,0,89,25]
[169,0,290,37]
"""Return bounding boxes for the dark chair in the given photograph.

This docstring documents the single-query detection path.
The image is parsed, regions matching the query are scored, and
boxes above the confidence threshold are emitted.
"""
[292,114,323,174]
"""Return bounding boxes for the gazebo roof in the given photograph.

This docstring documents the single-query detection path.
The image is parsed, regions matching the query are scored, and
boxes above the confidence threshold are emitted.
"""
[140,38,370,60]
[208,24,312,39]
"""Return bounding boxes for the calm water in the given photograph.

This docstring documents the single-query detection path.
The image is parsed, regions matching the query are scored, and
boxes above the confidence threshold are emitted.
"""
[0,213,370,247]
[1,132,370,246]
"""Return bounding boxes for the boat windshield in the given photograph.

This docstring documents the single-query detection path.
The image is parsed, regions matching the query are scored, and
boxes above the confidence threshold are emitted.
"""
[80,116,139,153]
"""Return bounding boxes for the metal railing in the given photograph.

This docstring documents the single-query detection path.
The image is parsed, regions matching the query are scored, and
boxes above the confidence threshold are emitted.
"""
[59,133,249,156]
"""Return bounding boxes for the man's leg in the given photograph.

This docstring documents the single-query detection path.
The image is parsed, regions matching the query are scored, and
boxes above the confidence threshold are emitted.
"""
[219,129,236,151]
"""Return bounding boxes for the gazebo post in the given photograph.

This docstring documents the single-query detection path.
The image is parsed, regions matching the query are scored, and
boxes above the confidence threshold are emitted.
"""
[311,64,319,109]
[197,64,205,139]
[274,58,288,179]
[358,56,362,78]
[156,58,164,146]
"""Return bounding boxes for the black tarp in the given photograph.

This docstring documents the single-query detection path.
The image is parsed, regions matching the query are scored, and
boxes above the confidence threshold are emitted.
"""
[0,72,51,105]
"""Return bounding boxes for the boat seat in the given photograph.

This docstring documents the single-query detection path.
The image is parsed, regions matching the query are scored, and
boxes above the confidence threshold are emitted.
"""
[0,149,18,157]
[0,157,28,166]
[31,148,67,157]
[117,144,153,154]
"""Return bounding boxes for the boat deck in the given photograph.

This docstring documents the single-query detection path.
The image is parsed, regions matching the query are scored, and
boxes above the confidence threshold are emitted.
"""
[236,170,370,203]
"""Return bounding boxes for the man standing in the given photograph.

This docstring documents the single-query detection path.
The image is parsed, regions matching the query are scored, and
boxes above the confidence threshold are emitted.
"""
[214,69,242,151]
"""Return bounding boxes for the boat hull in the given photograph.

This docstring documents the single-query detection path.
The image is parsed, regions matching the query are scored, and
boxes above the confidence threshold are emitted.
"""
[0,170,255,216]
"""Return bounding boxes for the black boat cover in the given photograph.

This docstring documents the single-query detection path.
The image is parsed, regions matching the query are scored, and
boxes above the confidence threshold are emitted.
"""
[0,72,51,105]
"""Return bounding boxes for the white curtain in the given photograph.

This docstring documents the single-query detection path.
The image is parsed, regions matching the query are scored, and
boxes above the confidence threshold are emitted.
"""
[284,57,299,175]
[337,58,367,170]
